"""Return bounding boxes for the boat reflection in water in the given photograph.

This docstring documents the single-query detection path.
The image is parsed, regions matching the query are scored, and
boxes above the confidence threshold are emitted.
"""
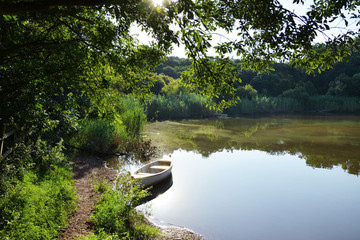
[143,173,173,203]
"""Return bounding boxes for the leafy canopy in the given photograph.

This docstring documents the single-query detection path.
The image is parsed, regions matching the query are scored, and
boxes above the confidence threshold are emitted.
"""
[1,0,360,137]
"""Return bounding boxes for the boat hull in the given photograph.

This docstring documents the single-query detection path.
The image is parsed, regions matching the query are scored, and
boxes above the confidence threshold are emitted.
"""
[132,160,172,187]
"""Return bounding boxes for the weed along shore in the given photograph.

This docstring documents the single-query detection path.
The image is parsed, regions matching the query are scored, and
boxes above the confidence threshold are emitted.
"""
[62,155,205,240]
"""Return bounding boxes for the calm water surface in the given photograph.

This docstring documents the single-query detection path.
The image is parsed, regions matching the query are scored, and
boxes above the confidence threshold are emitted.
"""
[113,115,360,240]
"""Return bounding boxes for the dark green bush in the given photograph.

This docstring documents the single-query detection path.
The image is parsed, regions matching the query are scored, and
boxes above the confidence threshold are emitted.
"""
[308,96,360,112]
[116,99,147,139]
[0,141,76,240]
[72,96,148,153]
[281,86,310,101]
[75,118,116,152]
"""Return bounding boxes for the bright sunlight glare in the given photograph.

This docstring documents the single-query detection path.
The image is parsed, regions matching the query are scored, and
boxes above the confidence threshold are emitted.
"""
[152,0,163,6]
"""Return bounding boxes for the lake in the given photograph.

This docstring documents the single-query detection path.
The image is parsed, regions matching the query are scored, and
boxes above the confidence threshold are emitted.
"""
[112,115,360,240]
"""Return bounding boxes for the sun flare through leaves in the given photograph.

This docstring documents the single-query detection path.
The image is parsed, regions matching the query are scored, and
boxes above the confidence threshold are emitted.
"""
[152,0,163,6]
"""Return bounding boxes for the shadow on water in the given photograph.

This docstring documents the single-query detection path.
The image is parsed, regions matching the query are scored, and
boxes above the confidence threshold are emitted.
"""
[146,116,360,175]
[143,174,173,203]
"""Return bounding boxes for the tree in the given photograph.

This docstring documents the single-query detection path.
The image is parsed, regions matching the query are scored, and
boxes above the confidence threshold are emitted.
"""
[0,0,172,147]
[282,86,310,101]
[1,0,360,143]
[236,84,258,100]
[161,66,180,79]
[327,74,350,96]
[350,73,360,97]
[250,73,289,96]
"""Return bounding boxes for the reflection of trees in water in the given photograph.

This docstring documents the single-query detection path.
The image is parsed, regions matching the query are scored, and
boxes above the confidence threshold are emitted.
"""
[342,160,360,176]
[254,142,360,175]
[234,140,360,176]
[241,121,278,138]
[146,118,360,175]
[298,144,360,176]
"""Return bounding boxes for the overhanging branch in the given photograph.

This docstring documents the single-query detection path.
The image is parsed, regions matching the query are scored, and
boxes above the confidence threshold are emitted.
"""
[0,0,111,15]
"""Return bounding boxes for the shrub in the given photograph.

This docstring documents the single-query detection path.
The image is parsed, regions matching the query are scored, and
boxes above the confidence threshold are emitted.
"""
[90,173,159,239]
[79,229,119,240]
[308,95,360,112]
[72,95,148,153]
[281,86,310,102]
[146,94,217,121]
[75,118,116,152]
[0,141,76,240]
[115,97,147,139]
[236,84,258,99]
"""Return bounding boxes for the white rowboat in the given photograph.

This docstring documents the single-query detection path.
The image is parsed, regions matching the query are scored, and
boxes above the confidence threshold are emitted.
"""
[132,160,173,187]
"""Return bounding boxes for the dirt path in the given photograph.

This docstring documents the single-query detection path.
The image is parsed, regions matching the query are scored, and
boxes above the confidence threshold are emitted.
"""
[60,155,205,240]
[60,155,117,240]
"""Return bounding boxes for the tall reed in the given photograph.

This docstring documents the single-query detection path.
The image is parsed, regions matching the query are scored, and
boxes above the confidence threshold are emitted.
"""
[146,94,217,121]
[225,96,360,115]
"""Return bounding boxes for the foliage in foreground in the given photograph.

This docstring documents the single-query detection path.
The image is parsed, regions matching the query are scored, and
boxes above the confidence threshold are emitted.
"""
[70,95,158,161]
[3,1,360,159]
[84,174,159,240]
[0,140,76,240]
[71,96,149,154]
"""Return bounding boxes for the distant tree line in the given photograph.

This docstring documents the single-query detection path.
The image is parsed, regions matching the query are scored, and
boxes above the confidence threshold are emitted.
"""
[146,51,360,119]
[155,52,360,98]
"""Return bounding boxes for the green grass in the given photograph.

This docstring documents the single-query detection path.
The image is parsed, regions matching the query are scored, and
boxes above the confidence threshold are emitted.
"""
[72,96,148,153]
[146,94,217,121]
[0,141,76,240]
[86,173,159,240]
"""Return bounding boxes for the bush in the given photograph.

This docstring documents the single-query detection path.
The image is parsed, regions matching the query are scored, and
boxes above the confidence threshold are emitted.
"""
[308,95,360,112]
[0,141,76,240]
[75,119,116,152]
[80,229,119,240]
[281,86,310,102]
[74,97,147,153]
[90,173,159,239]
[115,96,147,139]
[236,84,258,99]
[146,94,217,121]
[226,96,279,115]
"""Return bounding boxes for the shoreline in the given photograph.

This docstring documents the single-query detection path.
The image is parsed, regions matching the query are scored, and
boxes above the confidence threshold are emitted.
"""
[148,219,205,240]
[155,225,205,240]
[62,154,205,240]
[143,215,205,240]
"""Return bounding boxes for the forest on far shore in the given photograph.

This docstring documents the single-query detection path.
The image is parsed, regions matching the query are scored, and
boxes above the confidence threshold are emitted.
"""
[144,51,360,120]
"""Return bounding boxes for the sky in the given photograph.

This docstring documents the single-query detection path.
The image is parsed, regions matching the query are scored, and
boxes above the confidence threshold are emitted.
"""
[130,0,359,58]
